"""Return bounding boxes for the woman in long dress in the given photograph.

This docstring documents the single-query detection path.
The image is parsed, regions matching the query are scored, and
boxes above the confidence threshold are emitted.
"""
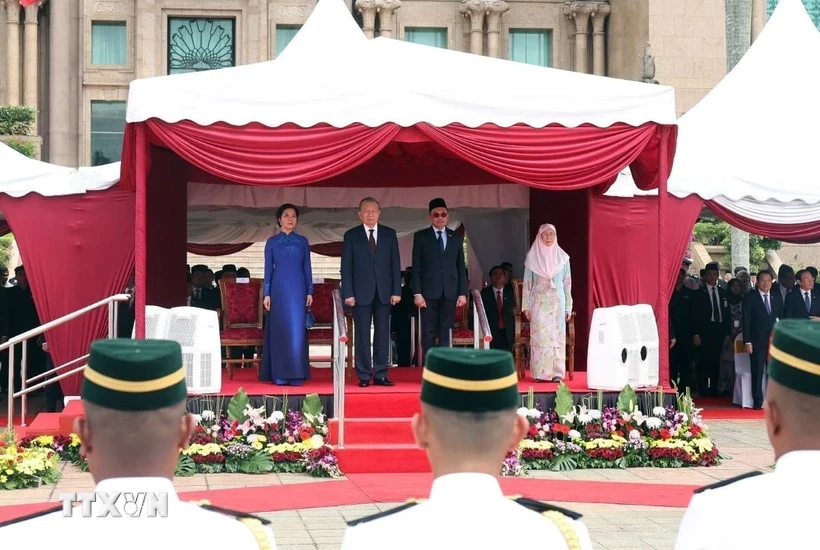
[261,204,313,386]
[522,224,572,382]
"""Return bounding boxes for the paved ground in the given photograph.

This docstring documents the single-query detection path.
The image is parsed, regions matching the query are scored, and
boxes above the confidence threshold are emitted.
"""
[1,419,772,549]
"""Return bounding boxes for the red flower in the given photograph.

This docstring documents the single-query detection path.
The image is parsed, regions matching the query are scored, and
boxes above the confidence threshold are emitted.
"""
[650,430,660,439]
[299,431,311,441]
[690,425,702,437]
[528,426,539,437]
[614,430,624,438]
[660,429,671,440]
[552,423,570,435]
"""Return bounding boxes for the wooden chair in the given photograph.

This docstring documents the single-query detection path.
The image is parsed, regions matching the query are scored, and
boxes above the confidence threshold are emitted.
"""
[218,278,264,380]
[307,282,354,380]
[511,277,576,381]
[450,293,474,347]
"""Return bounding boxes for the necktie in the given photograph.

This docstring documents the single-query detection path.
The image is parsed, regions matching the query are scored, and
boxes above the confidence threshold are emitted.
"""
[496,290,505,329]
[368,229,376,255]
[806,291,812,313]
[437,230,444,254]
[764,293,770,315]
[711,287,720,323]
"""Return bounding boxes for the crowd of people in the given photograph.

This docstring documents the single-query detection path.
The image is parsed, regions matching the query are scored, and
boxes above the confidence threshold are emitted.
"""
[669,260,819,408]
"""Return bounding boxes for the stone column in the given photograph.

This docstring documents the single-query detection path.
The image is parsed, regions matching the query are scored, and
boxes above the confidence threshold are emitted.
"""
[751,0,767,43]
[590,3,610,76]
[377,0,400,38]
[3,0,20,105]
[49,0,72,166]
[355,0,377,39]
[563,2,596,74]
[485,0,508,59]
[23,1,39,112]
[459,0,486,56]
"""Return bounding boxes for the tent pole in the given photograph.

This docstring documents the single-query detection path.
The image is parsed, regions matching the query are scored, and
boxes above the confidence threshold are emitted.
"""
[135,123,148,339]
[657,127,670,389]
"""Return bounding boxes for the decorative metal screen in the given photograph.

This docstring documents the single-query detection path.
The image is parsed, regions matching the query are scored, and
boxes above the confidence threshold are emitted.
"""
[768,0,820,28]
[168,17,236,75]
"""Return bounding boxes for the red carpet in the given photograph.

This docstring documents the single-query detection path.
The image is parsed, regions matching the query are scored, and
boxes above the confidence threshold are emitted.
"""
[0,475,699,524]
[696,397,766,420]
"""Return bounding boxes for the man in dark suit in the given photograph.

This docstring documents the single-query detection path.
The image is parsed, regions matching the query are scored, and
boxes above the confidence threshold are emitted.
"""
[691,262,731,397]
[480,266,515,352]
[773,264,796,304]
[785,269,820,319]
[342,197,401,387]
[412,198,467,355]
[670,268,695,393]
[742,270,783,409]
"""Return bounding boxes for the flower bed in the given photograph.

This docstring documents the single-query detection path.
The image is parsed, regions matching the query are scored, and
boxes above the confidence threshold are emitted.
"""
[6,390,342,490]
[503,385,722,475]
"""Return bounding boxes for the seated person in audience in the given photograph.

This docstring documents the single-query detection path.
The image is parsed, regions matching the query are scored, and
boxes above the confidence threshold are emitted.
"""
[480,266,515,352]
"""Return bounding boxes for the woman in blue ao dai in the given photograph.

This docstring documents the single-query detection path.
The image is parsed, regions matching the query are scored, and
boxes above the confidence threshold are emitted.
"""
[261,204,313,386]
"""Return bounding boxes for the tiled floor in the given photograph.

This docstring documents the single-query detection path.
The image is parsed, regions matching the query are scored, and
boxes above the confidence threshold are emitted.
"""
[0,419,772,549]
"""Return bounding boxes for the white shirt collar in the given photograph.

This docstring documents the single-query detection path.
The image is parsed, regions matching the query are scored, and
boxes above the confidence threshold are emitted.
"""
[775,450,820,475]
[363,223,377,233]
[432,225,446,235]
[759,289,770,299]
[429,473,503,502]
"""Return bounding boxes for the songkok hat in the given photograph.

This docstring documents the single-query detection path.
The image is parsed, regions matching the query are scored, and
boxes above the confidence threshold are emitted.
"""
[421,348,519,412]
[767,319,820,397]
[222,264,237,273]
[428,198,448,212]
[705,262,720,272]
[191,264,208,273]
[82,339,187,411]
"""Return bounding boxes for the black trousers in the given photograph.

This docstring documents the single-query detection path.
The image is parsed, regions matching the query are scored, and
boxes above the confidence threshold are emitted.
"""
[43,354,64,412]
[490,330,511,352]
[749,346,767,408]
[353,295,391,382]
[697,323,724,396]
[0,340,43,393]
[670,340,693,393]
[421,297,456,354]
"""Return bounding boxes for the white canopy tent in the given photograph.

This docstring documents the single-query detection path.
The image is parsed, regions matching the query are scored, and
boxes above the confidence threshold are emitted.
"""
[617,0,820,228]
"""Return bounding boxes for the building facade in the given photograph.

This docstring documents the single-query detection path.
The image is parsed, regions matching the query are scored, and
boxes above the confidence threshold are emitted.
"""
[2,0,801,170]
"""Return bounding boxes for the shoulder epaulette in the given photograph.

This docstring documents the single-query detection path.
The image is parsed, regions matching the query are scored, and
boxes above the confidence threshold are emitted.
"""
[191,500,271,526]
[346,499,422,527]
[694,471,763,494]
[0,504,63,528]
[510,496,583,520]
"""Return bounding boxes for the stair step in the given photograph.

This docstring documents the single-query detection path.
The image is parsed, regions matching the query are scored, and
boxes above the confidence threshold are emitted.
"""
[26,413,62,436]
[345,394,420,418]
[329,417,414,445]
[335,444,430,473]
[60,400,85,435]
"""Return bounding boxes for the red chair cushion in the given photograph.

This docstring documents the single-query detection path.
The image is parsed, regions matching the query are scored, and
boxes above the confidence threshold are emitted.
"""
[222,281,262,327]
[311,283,336,324]
[221,327,264,341]
[521,324,530,340]
[307,328,334,341]
[453,328,474,340]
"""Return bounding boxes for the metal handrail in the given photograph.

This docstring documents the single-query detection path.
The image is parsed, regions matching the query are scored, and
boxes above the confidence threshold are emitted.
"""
[6,293,130,432]
[470,289,493,350]
[331,289,348,448]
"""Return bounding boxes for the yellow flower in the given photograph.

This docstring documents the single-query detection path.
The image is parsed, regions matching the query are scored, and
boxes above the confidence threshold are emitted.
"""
[582,438,623,450]
[34,435,54,447]
[4,469,12,475]
[519,440,554,451]
[250,441,263,450]
[70,434,81,447]
[0,475,6,482]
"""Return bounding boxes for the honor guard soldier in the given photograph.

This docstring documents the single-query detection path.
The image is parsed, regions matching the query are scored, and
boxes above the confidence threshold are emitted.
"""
[0,339,277,550]
[340,347,593,550]
[675,319,820,549]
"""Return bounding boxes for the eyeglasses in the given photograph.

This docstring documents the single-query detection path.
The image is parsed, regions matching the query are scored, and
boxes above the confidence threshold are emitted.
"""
[432,212,448,218]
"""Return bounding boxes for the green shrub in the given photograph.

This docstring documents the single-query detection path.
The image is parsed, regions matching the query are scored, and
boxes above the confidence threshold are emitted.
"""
[0,105,36,135]
[4,138,36,158]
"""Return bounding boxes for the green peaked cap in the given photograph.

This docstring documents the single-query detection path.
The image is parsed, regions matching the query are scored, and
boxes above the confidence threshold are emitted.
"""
[767,319,820,397]
[420,347,519,412]
[82,339,187,411]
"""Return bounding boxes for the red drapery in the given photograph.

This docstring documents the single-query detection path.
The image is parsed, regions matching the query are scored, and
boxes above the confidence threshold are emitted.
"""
[0,189,135,395]
[187,243,253,256]
[707,201,820,244]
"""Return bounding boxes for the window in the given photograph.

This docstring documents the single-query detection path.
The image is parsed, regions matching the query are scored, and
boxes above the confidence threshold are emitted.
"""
[405,27,447,48]
[91,21,127,65]
[90,101,126,166]
[167,18,235,75]
[508,29,552,67]
[276,25,301,56]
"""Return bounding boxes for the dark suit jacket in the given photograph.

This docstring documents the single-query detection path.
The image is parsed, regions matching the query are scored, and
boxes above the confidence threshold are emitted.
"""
[784,288,820,319]
[742,290,783,348]
[480,285,515,344]
[691,285,731,339]
[191,286,220,311]
[341,224,401,305]
[411,227,467,301]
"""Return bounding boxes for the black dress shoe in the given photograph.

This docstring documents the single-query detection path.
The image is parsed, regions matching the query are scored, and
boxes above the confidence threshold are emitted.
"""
[358,381,370,387]
[373,378,395,387]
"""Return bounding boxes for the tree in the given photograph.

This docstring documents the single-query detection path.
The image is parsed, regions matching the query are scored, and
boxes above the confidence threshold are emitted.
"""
[0,234,13,268]
[693,219,781,271]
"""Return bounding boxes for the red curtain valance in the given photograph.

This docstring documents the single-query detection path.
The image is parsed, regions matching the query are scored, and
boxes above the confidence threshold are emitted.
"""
[187,242,254,256]
[121,120,676,192]
[708,200,820,244]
